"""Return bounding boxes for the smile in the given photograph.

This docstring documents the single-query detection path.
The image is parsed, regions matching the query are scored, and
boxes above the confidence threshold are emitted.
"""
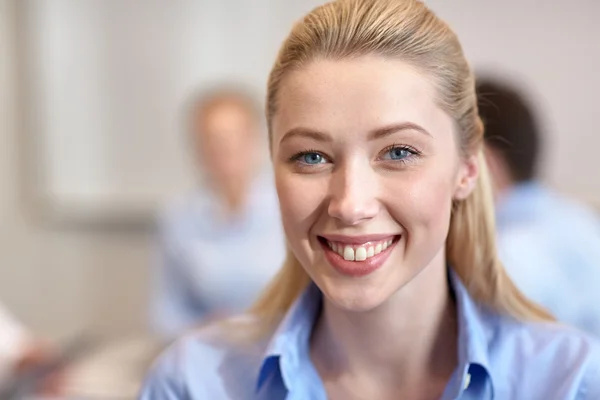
[318,234,400,277]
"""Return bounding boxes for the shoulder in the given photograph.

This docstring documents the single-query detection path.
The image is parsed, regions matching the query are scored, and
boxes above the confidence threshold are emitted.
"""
[139,316,269,399]
[488,315,600,398]
[497,196,600,269]
[534,190,600,236]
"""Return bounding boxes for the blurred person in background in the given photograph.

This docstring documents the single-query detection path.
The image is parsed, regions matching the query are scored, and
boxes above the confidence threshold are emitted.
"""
[0,302,62,396]
[478,76,600,336]
[150,86,286,339]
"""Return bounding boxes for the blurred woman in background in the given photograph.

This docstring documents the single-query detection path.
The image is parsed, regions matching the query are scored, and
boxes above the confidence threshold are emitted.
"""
[150,87,286,339]
[141,0,600,398]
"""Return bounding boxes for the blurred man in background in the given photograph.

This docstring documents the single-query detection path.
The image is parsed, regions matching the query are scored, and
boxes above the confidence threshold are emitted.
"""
[150,86,286,339]
[478,77,600,336]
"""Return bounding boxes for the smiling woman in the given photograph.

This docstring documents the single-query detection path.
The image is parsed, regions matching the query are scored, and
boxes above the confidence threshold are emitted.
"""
[139,1,600,399]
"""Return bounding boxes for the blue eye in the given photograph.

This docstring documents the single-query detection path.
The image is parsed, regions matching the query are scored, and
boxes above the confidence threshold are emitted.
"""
[299,152,326,164]
[383,146,413,161]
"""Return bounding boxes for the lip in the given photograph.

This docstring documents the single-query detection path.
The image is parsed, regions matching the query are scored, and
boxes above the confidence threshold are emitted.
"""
[319,233,399,245]
[318,235,400,277]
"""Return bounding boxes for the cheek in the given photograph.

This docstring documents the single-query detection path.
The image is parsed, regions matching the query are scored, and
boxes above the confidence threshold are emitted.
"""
[385,168,454,238]
[274,168,327,239]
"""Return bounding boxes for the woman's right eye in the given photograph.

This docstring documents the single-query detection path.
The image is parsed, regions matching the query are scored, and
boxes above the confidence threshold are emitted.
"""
[295,151,329,165]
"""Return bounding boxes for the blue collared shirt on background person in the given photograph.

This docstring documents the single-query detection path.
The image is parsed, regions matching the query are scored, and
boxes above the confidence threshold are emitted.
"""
[496,181,600,337]
[150,170,287,338]
[139,270,600,399]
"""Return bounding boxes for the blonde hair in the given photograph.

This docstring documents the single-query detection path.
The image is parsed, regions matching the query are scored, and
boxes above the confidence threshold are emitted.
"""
[248,0,552,334]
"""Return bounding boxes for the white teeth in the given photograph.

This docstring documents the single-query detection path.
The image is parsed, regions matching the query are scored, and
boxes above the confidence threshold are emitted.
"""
[327,238,397,262]
[343,246,355,261]
[355,247,367,261]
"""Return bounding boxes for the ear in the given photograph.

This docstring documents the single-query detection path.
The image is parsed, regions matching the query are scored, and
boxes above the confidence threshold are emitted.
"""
[453,153,479,200]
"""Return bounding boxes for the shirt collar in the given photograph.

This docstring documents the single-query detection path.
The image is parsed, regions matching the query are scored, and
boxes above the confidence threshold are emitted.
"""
[447,269,495,397]
[256,283,321,392]
[256,270,496,396]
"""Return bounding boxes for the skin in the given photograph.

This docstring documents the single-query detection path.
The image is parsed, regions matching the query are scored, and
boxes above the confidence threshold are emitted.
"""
[193,99,261,215]
[271,56,478,399]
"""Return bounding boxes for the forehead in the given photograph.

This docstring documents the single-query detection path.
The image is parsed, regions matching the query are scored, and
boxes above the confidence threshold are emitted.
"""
[273,56,453,141]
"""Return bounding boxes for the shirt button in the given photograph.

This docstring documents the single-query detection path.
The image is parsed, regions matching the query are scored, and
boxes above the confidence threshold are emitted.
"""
[463,373,471,390]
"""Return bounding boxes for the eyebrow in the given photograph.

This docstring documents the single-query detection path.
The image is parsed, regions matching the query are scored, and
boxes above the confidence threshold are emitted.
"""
[368,122,432,140]
[280,122,431,145]
[279,127,333,144]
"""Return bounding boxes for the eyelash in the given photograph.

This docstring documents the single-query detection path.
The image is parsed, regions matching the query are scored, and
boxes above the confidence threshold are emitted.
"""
[379,143,421,163]
[288,149,328,170]
[289,148,323,161]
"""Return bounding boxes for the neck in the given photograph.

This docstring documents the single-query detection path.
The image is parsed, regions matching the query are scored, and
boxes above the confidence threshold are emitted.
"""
[210,172,257,216]
[311,252,457,392]
[222,183,249,214]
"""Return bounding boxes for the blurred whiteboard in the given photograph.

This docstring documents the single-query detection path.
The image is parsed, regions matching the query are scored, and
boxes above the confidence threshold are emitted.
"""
[20,0,600,223]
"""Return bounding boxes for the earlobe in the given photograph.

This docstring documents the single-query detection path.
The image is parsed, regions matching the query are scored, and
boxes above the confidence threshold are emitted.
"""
[454,154,479,200]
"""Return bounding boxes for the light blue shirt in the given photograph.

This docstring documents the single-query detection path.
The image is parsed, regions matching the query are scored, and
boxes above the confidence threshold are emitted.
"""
[150,171,287,338]
[139,270,600,399]
[496,182,600,337]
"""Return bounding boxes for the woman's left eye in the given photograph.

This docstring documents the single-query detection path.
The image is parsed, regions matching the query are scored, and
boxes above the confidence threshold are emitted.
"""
[381,146,415,161]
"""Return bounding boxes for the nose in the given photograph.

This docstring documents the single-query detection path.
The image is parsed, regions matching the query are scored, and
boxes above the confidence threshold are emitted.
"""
[327,161,380,225]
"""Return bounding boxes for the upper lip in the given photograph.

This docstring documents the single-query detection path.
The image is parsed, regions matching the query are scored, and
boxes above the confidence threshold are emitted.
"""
[319,233,400,244]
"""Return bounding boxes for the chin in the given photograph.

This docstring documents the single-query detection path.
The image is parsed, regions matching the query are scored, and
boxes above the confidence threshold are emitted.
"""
[311,248,430,313]
[316,274,397,313]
